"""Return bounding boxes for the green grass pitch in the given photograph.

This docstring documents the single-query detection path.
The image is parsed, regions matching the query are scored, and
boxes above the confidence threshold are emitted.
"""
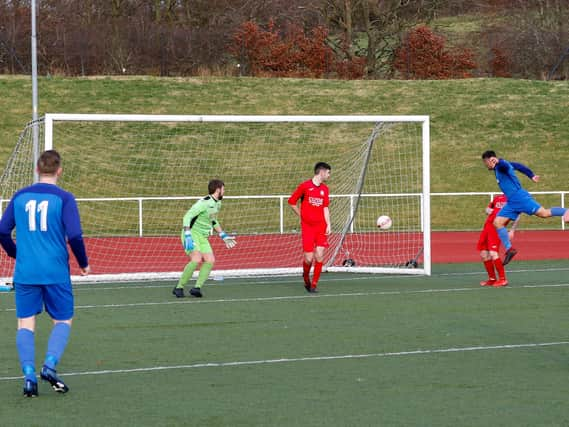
[0,261,568,426]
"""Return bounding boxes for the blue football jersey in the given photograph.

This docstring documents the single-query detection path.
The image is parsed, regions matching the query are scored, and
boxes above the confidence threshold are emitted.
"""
[0,183,84,284]
[494,159,534,200]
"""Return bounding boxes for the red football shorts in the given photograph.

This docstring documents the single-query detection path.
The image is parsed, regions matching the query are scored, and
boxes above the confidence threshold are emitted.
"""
[301,222,329,253]
[476,223,500,252]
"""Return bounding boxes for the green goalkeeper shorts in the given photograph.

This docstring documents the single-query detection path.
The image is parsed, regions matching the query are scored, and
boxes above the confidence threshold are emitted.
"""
[181,230,212,255]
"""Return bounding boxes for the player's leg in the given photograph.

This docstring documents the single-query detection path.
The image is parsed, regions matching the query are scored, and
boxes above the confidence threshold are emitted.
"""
[494,215,512,249]
[500,196,539,265]
[17,316,38,397]
[303,252,314,287]
[490,251,508,287]
[310,224,329,291]
[479,251,497,286]
[301,225,316,290]
[15,284,41,397]
[311,246,325,291]
[40,320,71,393]
[477,230,496,286]
[173,252,201,298]
[493,204,519,265]
[534,206,568,219]
[41,283,74,393]
[487,226,508,286]
[187,236,214,297]
[192,251,214,298]
[173,231,203,297]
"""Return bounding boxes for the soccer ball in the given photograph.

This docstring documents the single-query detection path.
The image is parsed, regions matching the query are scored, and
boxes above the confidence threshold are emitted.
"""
[376,215,392,230]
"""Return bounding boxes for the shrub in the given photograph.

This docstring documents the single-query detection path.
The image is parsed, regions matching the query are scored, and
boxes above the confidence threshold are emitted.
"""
[394,26,477,79]
[230,20,366,79]
[489,47,512,77]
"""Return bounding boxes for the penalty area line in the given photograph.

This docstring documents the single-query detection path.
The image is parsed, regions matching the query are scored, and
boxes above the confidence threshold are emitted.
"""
[1,341,568,382]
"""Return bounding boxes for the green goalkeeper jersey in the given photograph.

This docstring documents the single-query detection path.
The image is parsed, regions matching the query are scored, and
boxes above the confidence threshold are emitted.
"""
[182,195,222,237]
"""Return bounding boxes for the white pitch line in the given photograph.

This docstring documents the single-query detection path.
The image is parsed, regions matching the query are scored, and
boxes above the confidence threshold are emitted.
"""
[439,266,569,277]
[0,341,567,382]
[69,266,569,291]
[1,283,569,313]
[68,273,410,292]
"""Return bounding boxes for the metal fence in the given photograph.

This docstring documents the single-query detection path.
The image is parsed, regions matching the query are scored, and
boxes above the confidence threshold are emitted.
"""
[4,191,566,236]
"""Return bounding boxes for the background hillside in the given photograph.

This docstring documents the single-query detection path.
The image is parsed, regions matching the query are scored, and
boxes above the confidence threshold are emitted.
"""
[1,76,568,231]
[1,1,567,79]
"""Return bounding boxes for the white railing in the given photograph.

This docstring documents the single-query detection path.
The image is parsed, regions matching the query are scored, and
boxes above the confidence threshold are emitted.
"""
[432,191,567,231]
[1,191,567,235]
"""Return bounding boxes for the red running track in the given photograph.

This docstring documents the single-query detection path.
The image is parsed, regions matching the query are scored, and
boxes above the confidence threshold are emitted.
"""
[431,230,568,263]
[0,230,566,277]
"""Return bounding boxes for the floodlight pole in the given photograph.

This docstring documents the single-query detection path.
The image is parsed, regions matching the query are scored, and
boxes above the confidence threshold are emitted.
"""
[31,0,39,182]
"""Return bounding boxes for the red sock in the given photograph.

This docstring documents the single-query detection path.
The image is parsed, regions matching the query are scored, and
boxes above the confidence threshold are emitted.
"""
[303,261,312,285]
[493,258,506,280]
[312,261,323,287]
[483,260,496,280]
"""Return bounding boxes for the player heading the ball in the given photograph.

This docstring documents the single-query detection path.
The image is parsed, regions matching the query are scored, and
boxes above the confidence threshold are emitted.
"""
[482,150,569,265]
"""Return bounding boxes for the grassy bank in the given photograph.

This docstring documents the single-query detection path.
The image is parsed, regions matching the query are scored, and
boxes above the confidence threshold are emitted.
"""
[1,76,568,230]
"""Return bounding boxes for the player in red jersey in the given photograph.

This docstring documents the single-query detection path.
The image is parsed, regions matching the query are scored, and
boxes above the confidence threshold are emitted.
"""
[288,162,331,293]
[477,194,519,287]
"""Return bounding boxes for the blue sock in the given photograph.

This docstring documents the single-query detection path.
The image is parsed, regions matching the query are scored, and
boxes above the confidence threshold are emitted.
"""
[16,329,36,381]
[550,207,566,217]
[496,227,511,250]
[44,323,71,370]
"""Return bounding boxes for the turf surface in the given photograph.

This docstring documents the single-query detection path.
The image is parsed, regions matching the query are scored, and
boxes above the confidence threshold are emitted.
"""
[0,260,568,426]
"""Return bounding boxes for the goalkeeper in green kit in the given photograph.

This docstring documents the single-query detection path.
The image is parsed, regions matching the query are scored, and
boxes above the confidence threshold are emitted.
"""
[172,179,236,298]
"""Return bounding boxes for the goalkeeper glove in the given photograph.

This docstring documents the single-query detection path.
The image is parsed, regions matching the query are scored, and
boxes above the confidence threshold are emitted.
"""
[183,231,194,251]
[219,232,237,249]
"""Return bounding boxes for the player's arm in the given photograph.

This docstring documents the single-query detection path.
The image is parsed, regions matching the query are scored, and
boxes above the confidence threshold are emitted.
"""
[323,188,331,234]
[0,201,16,258]
[485,199,494,215]
[510,161,537,181]
[63,195,89,273]
[324,206,331,235]
[287,184,303,218]
[289,203,301,218]
[213,223,236,249]
[181,200,207,251]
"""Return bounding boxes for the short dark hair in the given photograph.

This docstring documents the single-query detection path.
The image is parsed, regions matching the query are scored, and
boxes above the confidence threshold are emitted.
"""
[208,179,224,195]
[314,162,331,174]
[481,150,497,159]
[37,150,61,175]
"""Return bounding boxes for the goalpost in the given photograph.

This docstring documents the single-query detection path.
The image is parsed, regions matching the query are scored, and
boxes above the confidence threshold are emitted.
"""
[0,114,430,282]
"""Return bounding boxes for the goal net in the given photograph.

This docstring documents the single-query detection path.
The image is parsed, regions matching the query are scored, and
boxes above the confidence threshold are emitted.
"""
[0,114,430,282]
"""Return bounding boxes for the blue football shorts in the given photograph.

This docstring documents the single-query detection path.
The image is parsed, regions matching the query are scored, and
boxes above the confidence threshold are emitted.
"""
[497,192,541,220]
[14,282,74,320]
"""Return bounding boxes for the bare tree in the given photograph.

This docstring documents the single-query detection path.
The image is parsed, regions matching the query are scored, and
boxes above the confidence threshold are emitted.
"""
[0,0,30,73]
[320,0,446,77]
[482,0,569,78]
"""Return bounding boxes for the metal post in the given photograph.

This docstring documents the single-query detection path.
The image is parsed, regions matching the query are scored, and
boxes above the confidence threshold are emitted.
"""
[31,0,40,182]
[139,198,143,237]
[279,196,284,234]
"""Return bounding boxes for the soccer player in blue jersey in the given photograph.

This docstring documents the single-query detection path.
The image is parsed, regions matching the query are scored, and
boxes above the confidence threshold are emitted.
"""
[482,150,569,265]
[0,150,90,397]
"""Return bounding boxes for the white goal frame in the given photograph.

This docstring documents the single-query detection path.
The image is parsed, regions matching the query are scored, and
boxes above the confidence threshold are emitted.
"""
[18,114,431,281]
